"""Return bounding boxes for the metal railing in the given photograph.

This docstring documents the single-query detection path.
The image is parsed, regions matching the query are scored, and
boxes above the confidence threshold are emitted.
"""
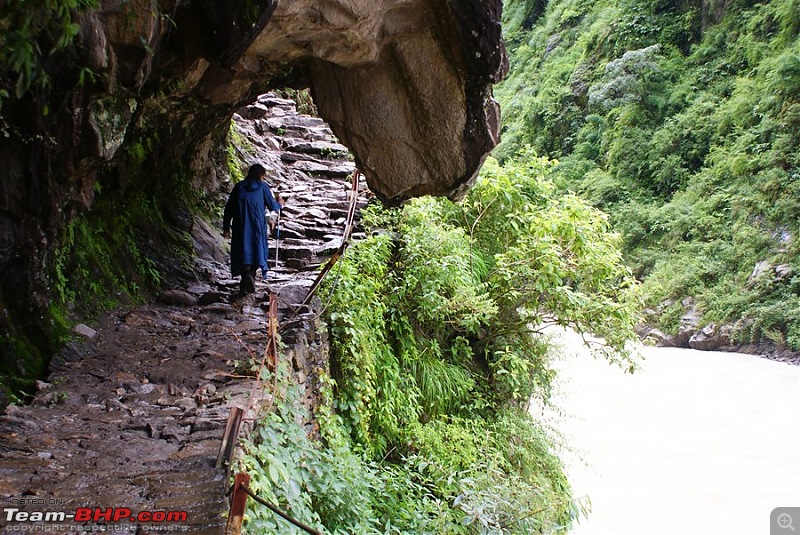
[226,473,323,535]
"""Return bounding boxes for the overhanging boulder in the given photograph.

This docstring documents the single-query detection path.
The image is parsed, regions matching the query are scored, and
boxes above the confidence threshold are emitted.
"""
[240,0,508,203]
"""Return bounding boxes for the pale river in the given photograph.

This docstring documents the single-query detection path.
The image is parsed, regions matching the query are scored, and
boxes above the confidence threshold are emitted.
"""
[546,333,800,535]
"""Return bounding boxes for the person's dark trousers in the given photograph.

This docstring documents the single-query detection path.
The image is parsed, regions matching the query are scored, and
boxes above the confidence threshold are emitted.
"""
[240,265,258,294]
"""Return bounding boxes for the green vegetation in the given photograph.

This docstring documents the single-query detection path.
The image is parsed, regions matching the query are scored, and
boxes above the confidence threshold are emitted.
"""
[279,88,319,116]
[229,119,258,170]
[52,200,164,319]
[50,129,198,323]
[0,0,100,110]
[240,154,640,533]
[238,363,378,534]
[227,125,247,184]
[0,335,50,406]
[498,0,800,348]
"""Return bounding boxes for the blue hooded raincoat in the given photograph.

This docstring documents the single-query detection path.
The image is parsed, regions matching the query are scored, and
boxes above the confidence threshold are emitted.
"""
[222,177,282,277]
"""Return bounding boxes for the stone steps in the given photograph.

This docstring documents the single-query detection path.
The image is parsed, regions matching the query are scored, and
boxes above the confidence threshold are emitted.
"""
[0,95,371,532]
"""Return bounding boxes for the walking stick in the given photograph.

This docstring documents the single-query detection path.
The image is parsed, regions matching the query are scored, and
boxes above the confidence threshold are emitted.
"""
[273,210,281,274]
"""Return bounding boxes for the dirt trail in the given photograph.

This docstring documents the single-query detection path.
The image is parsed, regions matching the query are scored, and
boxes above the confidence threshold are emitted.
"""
[0,96,368,533]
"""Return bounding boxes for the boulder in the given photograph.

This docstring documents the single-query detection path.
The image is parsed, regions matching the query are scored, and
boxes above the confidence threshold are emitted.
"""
[689,323,733,351]
[73,324,98,340]
[673,305,701,348]
[159,290,199,307]
[638,326,675,347]
[747,260,772,286]
[775,264,793,281]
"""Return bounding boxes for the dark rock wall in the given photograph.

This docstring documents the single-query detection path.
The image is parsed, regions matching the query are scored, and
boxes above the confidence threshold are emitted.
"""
[0,0,505,394]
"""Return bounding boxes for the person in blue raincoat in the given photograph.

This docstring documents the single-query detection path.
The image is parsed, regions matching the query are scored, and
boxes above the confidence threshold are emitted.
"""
[222,163,283,294]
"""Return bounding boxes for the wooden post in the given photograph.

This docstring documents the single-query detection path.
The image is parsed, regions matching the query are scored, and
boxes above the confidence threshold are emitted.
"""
[267,293,278,371]
[217,406,244,469]
[225,472,250,535]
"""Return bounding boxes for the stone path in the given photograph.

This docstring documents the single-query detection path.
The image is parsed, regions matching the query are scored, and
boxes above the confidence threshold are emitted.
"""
[0,95,369,533]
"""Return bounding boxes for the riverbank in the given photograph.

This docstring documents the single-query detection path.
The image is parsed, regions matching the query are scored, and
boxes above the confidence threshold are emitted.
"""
[548,335,800,534]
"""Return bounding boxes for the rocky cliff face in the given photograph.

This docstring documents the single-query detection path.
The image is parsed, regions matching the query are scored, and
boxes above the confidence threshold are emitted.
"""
[0,0,506,396]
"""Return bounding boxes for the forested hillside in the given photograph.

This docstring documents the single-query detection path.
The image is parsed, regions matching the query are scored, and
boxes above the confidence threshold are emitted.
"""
[497,0,800,350]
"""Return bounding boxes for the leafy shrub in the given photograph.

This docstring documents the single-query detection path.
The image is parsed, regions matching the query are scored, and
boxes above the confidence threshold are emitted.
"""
[313,152,640,532]
[240,367,377,534]
[0,0,100,107]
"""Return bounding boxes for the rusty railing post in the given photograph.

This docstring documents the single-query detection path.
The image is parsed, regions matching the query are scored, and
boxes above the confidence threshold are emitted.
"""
[217,406,245,470]
[225,472,251,535]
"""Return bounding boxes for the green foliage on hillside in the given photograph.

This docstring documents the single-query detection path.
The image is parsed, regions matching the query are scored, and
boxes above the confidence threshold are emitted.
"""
[498,0,800,348]
[241,155,640,534]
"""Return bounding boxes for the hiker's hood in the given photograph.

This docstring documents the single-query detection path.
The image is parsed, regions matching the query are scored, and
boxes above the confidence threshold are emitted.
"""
[243,178,261,192]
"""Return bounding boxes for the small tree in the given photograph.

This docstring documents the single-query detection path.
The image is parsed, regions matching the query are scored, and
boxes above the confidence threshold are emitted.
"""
[450,152,641,405]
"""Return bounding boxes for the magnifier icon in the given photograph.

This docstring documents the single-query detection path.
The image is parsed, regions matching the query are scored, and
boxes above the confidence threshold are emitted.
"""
[778,513,796,532]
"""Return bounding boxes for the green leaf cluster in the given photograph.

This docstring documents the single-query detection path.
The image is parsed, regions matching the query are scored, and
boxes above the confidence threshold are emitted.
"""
[240,366,376,534]
[241,370,585,534]
[0,0,100,108]
[49,162,199,328]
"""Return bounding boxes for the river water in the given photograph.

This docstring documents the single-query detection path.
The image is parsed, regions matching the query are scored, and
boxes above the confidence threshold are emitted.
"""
[547,333,800,535]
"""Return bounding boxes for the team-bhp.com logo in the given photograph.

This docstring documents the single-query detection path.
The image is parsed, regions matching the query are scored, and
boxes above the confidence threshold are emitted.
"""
[4,507,189,532]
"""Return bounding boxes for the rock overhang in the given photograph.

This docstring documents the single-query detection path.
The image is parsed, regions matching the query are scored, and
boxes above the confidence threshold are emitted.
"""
[232,0,508,204]
[72,0,506,203]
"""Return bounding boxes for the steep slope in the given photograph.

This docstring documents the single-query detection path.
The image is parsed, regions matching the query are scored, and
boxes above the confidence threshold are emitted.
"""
[498,0,800,353]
